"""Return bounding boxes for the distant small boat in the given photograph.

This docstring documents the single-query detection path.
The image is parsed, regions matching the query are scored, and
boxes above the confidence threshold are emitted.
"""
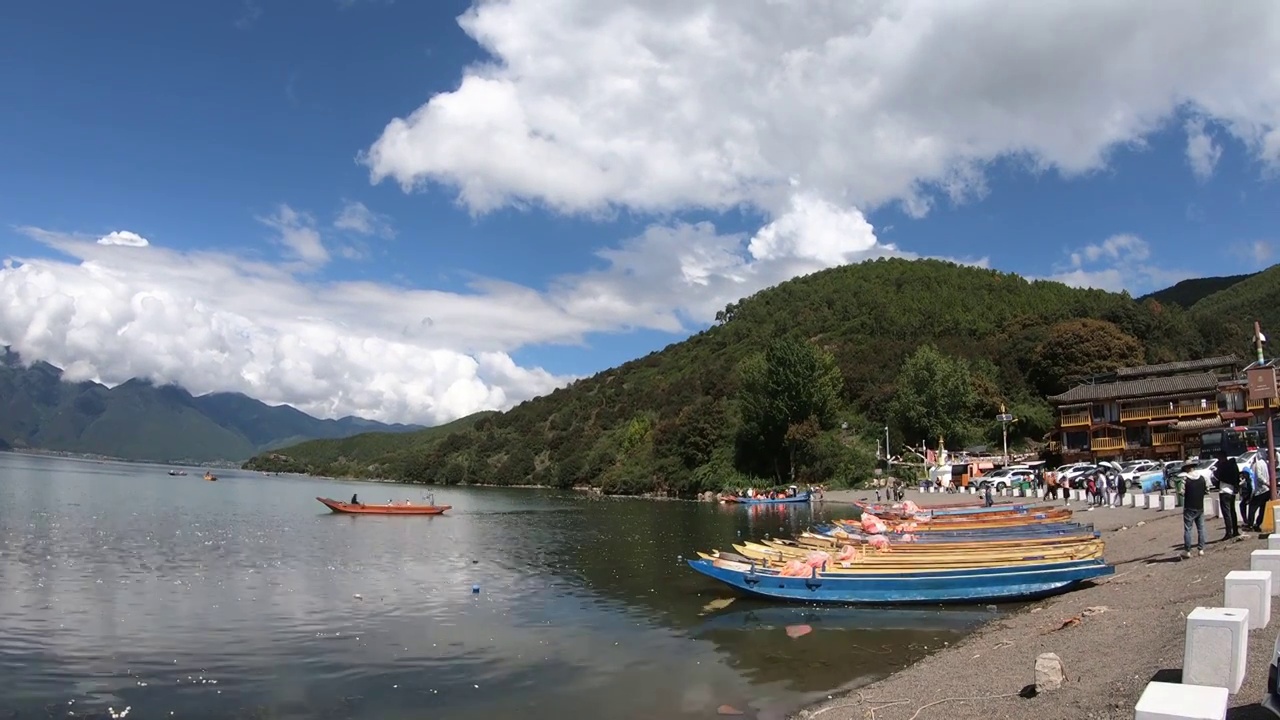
[203,472,218,482]
[168,469,188,476]
[316,497,451,515]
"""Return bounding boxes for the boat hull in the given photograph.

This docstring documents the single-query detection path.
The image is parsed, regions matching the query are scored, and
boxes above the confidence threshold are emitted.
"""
[686,558,1113,604]
[316,497,451,515]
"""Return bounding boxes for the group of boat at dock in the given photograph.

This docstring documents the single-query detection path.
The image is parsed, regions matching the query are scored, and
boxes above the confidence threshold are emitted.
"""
[688,498,1114,604]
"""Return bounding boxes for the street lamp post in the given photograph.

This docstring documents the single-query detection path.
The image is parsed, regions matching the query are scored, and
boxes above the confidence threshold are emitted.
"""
[996,404,1014,466]
[884,425,891,472]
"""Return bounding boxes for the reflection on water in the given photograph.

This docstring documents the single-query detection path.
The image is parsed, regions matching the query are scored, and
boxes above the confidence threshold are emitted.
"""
[0,453,988,720]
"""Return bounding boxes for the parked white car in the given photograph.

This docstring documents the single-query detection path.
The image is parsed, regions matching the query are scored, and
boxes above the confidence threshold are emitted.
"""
[1120,460,1160,486]
[1183,458,1218,488]
[975,468,1034,491]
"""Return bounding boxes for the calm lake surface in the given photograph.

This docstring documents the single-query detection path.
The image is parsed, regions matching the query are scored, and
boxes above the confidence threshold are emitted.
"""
[0,452,994,720]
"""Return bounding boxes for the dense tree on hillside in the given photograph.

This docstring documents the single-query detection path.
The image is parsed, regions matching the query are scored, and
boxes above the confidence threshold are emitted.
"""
[736,338,843,482]
[889,345,979,449]
[1027,319,1145,396]
[243,258,1271,495]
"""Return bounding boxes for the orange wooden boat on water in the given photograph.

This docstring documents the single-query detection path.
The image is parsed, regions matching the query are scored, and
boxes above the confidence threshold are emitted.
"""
[316,497,451,515]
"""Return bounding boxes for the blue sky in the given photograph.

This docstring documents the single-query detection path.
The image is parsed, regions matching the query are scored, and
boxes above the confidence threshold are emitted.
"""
[1,1,1278,424]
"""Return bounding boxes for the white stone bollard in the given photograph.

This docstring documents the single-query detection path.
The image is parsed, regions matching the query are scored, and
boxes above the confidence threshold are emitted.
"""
[1251,550,1280,596]
[1073,488,1084,501]
[1182,606,1248,693]
[1035,487,1044,497]
[1160,494,1178,511]
[1141,493,1155,509]
[1224,570,1271,630]
[1269,536,1280,551]
[1204,501,1218,519]
[1125,493,1137,507]
[1133,681,1227,720]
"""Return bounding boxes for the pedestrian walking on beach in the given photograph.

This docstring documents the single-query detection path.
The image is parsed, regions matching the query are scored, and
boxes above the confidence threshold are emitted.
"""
[983,483,994,507]
[1215,449,1241,539]
[1239,464,1254,531]
[1181,461,1208,559]
[1116,471,1127,507]
[1250,453,1272,531]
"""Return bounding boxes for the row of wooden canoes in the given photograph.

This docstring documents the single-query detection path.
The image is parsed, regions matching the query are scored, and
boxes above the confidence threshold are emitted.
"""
[685,502,1115,604]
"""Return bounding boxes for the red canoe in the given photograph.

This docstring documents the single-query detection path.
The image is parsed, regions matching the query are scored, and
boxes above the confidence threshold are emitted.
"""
[316,497,452,515]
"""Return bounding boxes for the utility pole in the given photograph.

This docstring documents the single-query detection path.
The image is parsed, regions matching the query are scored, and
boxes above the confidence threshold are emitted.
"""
[1254,321,1277,499]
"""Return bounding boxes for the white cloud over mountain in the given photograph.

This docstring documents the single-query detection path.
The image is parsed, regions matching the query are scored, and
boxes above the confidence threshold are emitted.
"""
[7,1,1280,424]
[0,216,908,424]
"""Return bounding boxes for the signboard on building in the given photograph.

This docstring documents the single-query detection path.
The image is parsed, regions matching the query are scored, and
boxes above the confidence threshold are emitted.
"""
[1248,366,1279,401]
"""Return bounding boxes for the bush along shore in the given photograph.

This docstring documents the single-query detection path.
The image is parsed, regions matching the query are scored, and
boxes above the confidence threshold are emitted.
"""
[789,490,1277,720]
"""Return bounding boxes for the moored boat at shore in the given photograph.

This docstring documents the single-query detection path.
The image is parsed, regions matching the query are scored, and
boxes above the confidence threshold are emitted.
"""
[721,491,811,505]
[316,496,452,515]
[686,556,1113,604]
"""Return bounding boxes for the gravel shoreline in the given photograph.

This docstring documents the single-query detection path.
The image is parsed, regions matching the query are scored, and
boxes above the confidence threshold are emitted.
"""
[790,490,1278,720]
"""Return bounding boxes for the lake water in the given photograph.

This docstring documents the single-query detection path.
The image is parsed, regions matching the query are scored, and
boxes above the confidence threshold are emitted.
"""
[0,452,993,720]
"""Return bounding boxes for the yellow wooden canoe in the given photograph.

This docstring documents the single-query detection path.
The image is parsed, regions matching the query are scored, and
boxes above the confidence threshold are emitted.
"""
[791,531,1100,552]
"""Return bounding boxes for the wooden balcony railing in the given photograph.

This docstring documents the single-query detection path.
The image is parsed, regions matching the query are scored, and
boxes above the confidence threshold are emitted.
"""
[1091,437,1124,452]
[1152,432,1179,446]
[1119,403,1217,422]
[1248,398,1280,411]
[1059,411,1090,427]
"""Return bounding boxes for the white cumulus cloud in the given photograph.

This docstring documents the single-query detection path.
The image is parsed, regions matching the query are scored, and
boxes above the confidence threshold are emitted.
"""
[363,0,1280,222]
[0,211,977,424]
[1047,234,1190,294]
[1185,118,1224,181]
[97,231,150,247]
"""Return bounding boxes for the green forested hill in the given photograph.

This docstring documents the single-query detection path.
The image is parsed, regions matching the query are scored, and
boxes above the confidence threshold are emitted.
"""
[1187,265,1280,350]
[250,258,1275,495]
[242,411,494,476]
[1138,273,1256,308]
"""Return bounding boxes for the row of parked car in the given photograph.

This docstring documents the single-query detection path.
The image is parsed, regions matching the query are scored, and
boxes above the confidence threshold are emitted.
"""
[963,450,1273,492]
[1054,450,1272,493]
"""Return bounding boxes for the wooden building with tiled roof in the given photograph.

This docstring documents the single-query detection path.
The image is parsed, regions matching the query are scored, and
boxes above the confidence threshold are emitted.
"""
[1047,355,1278,462]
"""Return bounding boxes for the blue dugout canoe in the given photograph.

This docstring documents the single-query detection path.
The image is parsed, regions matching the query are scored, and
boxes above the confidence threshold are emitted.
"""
[687,558,1114,604]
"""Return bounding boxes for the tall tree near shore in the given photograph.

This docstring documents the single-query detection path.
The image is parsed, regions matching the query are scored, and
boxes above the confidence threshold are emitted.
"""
[1027,318,1145,396]
[890,344,979,449]
[736,338,843,482]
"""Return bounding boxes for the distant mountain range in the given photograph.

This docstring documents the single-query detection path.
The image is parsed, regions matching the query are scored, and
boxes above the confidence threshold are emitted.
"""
[0,348,423,463]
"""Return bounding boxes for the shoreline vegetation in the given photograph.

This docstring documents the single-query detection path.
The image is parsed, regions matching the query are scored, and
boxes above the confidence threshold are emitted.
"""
[242,260,1280,499]
[791,490,1277,720]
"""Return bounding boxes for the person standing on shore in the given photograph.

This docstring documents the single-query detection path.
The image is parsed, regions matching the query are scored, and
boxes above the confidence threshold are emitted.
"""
[1181,461,1208,559]
[1215,449,1241,539]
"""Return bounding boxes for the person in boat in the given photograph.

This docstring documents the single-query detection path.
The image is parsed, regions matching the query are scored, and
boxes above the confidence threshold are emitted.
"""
[350,493,360,505]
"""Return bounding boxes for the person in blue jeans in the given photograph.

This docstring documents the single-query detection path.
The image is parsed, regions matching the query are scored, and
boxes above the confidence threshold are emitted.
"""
[1181,462,1208,559]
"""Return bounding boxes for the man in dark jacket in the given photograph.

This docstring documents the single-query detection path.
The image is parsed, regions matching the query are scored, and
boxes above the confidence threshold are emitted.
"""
[1182,461,1208,559]
[1215,449,1242,539]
